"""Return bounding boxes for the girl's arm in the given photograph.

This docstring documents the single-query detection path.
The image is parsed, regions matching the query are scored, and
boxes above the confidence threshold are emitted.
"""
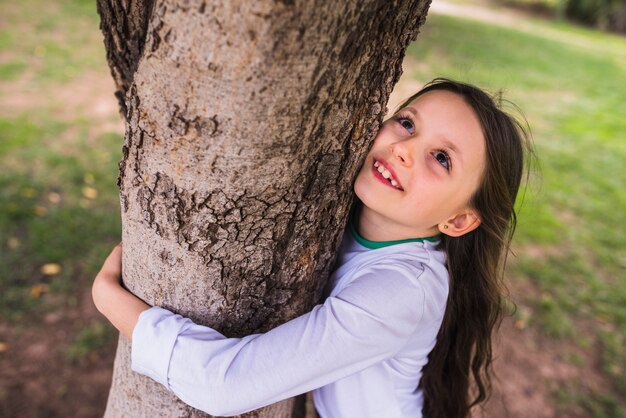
[93,244,443,417]
[92,243,151,339]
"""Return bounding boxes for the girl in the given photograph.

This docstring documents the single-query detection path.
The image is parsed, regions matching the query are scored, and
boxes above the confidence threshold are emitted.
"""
[93,78,532,418]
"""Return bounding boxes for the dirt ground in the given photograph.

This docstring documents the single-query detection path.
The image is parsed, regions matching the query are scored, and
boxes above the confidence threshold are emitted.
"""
[0,289,115,417]
[0,283,595,418]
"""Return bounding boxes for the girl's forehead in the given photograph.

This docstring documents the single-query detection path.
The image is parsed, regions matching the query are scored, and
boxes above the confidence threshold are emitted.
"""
[407,89,467,109]
[406,91,481,132]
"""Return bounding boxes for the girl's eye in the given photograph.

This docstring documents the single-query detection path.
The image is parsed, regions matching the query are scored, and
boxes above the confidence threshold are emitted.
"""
[399,118,414,133]
[392,111,416,134]
[432,150,451,171]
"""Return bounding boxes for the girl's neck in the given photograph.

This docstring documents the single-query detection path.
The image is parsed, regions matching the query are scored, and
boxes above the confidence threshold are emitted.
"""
[353,200,439,242]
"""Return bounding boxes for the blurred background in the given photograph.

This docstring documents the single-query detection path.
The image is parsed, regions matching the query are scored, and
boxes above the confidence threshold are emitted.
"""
[0,0,624,416]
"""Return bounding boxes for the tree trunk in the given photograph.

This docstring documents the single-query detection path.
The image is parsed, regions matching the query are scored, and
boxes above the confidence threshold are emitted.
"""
[97,0,431,416]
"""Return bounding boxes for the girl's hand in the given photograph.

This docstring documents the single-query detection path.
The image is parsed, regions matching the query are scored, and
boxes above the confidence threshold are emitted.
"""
[96,242,123,286]
[92,241,151,339]
[92,243,125,313]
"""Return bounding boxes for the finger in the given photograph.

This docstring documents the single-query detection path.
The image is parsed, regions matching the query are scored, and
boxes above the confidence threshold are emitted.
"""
[103,245,123,271]
[111,243,122,256]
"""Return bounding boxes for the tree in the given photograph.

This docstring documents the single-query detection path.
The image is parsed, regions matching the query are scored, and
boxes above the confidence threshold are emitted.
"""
[97,0,431,416]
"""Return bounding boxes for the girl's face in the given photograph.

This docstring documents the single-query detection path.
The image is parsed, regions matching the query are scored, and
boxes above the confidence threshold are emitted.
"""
[354,90,486,240]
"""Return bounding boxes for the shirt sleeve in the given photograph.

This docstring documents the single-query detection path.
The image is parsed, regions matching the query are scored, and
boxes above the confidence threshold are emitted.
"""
[131,266,427,417]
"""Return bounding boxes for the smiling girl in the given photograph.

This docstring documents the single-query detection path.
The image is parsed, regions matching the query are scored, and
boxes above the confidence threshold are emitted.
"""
[93,78,532,418]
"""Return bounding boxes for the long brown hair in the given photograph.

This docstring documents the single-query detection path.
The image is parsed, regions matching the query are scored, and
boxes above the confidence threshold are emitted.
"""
[395,79,534,418]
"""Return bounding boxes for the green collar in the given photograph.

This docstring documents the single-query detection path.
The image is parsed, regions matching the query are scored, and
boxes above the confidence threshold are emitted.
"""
[349,214,440,249]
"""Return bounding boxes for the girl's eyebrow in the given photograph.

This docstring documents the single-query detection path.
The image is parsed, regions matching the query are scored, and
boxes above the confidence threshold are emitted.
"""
[404,106,419,117]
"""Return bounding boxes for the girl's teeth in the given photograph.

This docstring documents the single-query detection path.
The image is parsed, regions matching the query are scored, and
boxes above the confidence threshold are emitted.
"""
[374,160,401,188]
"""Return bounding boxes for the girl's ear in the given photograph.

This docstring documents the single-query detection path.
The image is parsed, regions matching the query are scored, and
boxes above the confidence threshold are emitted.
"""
[438,210,481,237]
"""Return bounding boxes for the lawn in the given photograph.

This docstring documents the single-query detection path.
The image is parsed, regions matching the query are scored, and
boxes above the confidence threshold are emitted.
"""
[1,0,625,416]
[0,0,122,323]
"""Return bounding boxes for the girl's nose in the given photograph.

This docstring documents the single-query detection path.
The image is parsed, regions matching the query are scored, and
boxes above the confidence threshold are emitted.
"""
[390,140,413,166]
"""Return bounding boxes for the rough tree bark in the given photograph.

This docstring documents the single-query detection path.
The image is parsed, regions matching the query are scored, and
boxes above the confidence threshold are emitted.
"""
[97,0,431,416]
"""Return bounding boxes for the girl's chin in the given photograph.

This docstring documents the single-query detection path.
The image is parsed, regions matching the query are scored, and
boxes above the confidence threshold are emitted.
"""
[353,182,381,210]
[354,172,395,200]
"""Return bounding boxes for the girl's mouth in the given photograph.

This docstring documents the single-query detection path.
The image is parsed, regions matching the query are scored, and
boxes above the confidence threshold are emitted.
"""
[372,159,403,191]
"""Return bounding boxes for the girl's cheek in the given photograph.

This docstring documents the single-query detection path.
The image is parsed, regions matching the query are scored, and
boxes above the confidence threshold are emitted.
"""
[372,124,395,145]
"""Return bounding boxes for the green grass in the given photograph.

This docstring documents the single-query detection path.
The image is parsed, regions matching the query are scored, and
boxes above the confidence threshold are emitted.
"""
[0,0,122,322]
[0,0,104,85]
[555,385,626,418]
[0,117,122,321]
[408,12,626,412]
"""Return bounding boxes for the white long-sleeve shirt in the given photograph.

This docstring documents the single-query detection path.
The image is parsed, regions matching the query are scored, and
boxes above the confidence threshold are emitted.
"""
[131,220,449,418]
